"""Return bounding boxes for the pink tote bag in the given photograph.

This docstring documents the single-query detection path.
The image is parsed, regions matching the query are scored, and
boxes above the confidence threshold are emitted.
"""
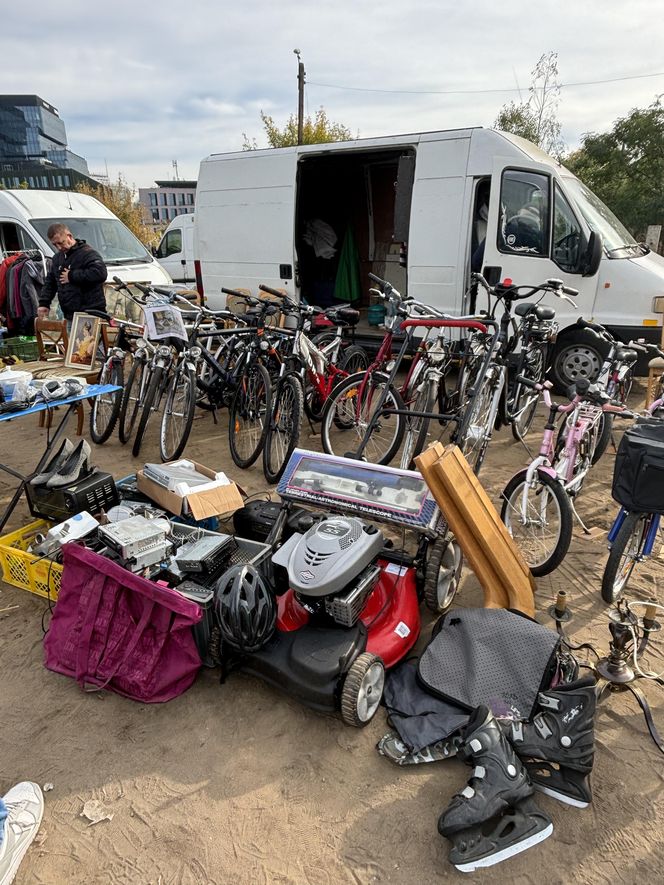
[44,544,203,703]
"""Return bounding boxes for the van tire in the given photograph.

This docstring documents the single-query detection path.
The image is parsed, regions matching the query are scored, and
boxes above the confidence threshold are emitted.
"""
[550,330,609,392]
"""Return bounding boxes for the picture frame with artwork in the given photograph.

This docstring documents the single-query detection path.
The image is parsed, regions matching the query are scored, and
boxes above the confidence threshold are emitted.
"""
[64,312,102,370]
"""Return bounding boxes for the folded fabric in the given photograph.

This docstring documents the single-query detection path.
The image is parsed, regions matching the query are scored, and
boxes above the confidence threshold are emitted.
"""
[383,658,469,753]
[417,608,560,722]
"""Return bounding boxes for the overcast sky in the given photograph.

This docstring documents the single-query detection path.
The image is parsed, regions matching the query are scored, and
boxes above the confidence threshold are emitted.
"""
[3,1,664,189]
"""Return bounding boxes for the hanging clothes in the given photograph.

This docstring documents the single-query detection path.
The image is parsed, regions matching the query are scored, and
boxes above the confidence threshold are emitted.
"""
[0,254,21,321]
[334,227,361,303]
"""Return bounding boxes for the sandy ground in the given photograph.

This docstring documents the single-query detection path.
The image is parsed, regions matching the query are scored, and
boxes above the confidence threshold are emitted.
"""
[1,381,664,885]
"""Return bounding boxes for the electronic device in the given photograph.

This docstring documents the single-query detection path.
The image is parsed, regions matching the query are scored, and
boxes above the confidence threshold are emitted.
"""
[98,515,172,571]
[26,470,119,522]
[176,534,237,575]
[173,580,217,667]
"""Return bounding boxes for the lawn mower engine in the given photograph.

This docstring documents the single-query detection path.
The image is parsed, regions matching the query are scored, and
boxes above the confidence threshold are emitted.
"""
[282,516,384,627]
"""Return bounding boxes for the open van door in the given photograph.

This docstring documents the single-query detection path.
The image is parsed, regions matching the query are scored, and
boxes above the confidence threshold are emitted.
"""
[196,150,298,304]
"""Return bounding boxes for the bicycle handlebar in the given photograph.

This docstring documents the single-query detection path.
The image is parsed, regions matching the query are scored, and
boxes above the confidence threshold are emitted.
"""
[258,283,287,299]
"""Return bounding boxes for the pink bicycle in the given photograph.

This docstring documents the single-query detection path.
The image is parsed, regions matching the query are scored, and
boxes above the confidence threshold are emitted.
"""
[500,375,631,575]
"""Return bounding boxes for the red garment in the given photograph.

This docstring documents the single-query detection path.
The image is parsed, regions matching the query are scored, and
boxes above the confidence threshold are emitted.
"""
[0,254,21,319]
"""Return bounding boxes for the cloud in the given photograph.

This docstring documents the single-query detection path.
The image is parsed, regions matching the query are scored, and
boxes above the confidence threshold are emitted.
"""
[2,0,664,187]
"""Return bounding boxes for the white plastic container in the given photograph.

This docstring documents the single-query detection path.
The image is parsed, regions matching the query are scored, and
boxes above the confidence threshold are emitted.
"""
[0,369,32,401]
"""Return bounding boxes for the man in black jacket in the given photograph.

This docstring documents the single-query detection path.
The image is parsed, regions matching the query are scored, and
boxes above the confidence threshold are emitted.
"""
[38,224,107,323]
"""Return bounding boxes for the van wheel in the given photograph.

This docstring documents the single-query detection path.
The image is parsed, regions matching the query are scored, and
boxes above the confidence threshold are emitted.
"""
[550,330,609,392]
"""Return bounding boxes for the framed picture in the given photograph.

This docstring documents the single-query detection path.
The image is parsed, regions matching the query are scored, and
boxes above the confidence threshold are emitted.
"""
[64,312,102,370]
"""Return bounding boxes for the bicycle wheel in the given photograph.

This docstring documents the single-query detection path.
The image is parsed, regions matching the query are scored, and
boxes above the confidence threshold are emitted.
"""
[399,377,437,470]
[320,372,406,465]
[263,375,304,483]
[457,364,501,475]
[132,364,164,457]
[340,344,370,376]
[591,412,614,465]
[228,362,272,468]
[119,356,147,444]
[501,468,573,576]
[160,364,196,461]
[89,360,123,444]
[510,346,544,441]
[601,511,653,604]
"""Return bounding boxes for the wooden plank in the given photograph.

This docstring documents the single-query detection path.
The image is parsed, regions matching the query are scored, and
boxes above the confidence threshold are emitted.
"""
[416,443,535,616]
[436,449,535,614]
[417,448,511,609]
[446,446,534,584]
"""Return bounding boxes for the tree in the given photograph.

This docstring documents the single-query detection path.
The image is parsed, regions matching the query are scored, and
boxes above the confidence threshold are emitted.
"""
[243,107,355,149]
[565,98,664,240]
[495,51,564,157]
[75,174,158,247]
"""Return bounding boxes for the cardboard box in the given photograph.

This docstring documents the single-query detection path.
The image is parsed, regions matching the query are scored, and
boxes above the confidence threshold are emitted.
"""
[136,461,244,520]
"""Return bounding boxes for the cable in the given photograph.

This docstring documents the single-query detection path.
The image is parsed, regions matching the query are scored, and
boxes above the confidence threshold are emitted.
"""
[308,69,664,97]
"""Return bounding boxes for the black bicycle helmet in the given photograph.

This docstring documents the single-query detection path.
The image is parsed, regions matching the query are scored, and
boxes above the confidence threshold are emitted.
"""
[215,564,276,653]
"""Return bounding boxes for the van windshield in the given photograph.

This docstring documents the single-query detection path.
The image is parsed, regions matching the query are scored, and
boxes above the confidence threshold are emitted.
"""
[563,178,639,257]
[30,217,153,265]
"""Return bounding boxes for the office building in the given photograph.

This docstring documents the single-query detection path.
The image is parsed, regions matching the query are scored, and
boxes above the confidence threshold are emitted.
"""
[138,180,196,231]
[0,94,96,190]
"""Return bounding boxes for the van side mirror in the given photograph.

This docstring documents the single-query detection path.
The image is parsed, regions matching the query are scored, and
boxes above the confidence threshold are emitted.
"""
[581,230,602,277]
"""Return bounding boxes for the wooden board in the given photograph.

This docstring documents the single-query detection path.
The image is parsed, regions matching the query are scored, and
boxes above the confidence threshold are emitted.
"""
[416,442,535,616]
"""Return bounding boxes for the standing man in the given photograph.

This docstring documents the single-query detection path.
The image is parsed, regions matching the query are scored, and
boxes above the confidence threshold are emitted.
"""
[38,224,107,323]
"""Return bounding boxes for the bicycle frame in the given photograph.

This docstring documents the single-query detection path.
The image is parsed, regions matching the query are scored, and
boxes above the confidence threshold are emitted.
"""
[608,507,661,554]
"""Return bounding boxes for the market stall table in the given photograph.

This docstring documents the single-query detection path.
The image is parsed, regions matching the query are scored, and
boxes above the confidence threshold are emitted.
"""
[0,383,121,531]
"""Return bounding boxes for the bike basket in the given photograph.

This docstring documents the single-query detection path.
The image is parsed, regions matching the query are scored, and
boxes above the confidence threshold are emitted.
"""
[612,420,664,513]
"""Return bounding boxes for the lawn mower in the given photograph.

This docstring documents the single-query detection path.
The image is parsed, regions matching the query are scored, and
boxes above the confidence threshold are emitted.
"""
[215,450,461,727]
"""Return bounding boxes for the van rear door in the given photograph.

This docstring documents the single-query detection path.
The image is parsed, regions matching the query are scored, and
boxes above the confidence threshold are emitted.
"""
[196,150,297,305]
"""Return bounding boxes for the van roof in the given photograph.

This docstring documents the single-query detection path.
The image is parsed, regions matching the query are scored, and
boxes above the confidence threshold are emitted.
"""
[0,189,115,219]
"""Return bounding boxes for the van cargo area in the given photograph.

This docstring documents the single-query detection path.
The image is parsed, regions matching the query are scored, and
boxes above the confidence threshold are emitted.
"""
[296,148,412,311]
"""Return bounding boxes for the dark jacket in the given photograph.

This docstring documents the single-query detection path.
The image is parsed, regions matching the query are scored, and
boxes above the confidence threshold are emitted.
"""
[39,239,107,320]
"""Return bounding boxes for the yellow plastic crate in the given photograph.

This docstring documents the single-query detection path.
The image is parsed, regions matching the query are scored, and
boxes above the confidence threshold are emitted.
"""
[0,519,62,600]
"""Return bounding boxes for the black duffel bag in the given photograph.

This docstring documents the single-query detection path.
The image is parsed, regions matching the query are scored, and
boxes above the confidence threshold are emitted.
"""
[612,420,664,513]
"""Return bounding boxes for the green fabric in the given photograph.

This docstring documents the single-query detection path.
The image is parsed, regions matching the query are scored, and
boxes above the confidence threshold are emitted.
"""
[334,227,361,303]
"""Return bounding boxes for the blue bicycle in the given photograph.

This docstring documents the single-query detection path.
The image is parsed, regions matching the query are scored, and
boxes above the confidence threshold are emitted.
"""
[601,508,661,604]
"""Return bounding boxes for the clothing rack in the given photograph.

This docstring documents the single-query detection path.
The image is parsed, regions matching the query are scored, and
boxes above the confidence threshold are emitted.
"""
[1,249,49,277]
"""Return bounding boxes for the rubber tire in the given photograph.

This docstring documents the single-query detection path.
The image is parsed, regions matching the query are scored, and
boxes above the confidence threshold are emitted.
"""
[551,330,609,392]
[340,344,369,376]
[320,372,406,465]
[400,377,437,470]
[591,412,614,465]
[340,652,385,727]
[228,362,272,469]
[510,346,545,442]
[500,468,574,576]
[160,365,197,462]
[132,364,164,458]
[263,375,304,484]
[89,361,123,444]
[457,364,500,475]
[423,535,462,613]
[119,357,146,444]
[601,512,651,604]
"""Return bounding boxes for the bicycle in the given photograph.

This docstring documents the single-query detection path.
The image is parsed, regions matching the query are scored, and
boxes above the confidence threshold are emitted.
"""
[85,308,145,445]
[320,274,480,466]
[600,368,664,603]
[454,274,568,474]
[500,375,634,576]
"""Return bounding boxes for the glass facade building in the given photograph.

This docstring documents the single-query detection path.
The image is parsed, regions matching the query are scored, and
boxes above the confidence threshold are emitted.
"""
[0,94,95,189]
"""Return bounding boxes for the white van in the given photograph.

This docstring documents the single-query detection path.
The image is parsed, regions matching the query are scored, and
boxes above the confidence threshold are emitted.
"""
[0,189,173,288]
[155,213,196,284]
[194,127,664,387]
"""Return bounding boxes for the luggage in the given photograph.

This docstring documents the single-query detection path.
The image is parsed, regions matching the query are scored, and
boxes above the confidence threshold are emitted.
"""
[612,420,664,514]
[44,544,202,703]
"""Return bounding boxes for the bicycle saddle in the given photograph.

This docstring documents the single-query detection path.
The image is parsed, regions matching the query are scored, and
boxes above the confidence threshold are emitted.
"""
[615,347,638,364]
[325,306,360,326]
[514,302,555,321]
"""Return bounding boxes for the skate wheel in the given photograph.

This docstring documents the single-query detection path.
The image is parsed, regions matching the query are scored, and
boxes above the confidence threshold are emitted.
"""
[340,652,385,727]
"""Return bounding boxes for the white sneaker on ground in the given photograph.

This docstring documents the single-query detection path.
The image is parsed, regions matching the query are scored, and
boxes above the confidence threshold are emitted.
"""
[0,782,44,885]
